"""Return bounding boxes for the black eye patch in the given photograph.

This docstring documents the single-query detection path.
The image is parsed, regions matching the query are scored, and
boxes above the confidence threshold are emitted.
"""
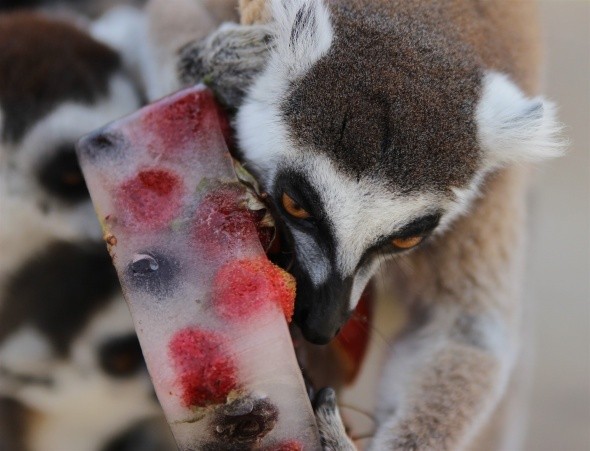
[98,334,145,378]
[273,170,328,231]
[395,213,441,238]
[38,145,89,203]
[356,212,442,270]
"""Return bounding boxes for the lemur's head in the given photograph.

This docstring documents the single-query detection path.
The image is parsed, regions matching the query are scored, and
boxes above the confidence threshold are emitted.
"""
[233,0,563,344]
[0,12,141,240]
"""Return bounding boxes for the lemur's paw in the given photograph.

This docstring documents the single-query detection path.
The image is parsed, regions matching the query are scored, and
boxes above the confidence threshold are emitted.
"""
[178,23,273,108]
[313,388,356,451]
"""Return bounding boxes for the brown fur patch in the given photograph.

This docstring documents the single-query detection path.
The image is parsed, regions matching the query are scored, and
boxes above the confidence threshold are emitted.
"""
[283,1,483,192]
[282,0,541,193]
[0,12,121,143]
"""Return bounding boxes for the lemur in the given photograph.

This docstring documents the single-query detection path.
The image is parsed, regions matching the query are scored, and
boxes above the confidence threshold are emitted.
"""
[178,0,564,449]
[0,11,176,451]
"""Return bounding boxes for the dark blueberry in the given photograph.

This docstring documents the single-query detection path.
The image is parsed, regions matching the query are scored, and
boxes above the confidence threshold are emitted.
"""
[131,255,159,275]
[125,252,179,297]
[76,129,126,163]
[209,396,278,446]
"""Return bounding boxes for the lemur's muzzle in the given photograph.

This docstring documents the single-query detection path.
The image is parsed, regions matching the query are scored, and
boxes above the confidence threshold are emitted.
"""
[292,271,353,345]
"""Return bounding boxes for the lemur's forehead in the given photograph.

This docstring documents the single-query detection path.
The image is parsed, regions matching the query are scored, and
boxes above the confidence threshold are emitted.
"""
[0,12,121,144]
[280,4,484,193]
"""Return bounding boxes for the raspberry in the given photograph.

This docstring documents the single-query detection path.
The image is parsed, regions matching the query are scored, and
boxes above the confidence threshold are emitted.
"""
[116,168,183,231]
[212,258,296,322]
[168,328,238,408]
[140,87,232,160]
[191,185,261,260]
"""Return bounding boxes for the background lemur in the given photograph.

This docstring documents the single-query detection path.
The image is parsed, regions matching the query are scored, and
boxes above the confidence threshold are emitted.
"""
[179,0,564,449]
[0,10,177,451]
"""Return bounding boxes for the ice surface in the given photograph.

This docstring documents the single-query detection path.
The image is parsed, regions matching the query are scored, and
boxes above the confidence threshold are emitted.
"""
[77,86,321,450]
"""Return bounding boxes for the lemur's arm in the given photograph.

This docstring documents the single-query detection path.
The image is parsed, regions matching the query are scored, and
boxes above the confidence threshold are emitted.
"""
[371,307,514,450]
[178,23,273,107]
[370,168,527,450]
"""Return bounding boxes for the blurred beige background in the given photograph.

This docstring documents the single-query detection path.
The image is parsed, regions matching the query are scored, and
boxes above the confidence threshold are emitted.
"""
[527,2,590,450]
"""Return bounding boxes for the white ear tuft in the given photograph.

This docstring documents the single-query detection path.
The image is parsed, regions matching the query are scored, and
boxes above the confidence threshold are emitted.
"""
[270,0,334,78]
[477,71,566,167]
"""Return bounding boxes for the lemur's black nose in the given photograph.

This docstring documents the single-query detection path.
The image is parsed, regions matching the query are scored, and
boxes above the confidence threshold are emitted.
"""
[76,128,125,162]
[293,274,352,345]
[295,307,338,345]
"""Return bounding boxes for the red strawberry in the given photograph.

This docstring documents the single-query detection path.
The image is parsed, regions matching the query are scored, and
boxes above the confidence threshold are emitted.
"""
[191,185,261,260]
[168,328,239,408]
[212,258,296,322]
[140,87,232,160]
[116,168,183,231]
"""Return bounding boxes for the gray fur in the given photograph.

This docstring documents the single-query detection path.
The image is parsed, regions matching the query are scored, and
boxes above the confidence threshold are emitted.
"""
[178,23,273,107]
[314,388,356,451]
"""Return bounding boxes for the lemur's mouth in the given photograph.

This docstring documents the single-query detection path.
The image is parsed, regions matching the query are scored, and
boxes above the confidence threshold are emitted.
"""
[250,197,374,391]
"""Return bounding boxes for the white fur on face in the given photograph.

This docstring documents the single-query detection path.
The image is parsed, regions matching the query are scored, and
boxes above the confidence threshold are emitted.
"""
[290,227,331,286]
[237,0,334,183]
[290,153,440,277]
[239,99,446,309]
[477,71,565,168]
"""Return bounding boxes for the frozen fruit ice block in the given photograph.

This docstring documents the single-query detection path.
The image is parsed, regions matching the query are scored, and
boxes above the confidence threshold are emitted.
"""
[76,86,321,450]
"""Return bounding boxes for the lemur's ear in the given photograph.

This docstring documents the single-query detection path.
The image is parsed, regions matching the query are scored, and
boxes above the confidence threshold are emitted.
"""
[270,0,334,78]
[477,71,565,168]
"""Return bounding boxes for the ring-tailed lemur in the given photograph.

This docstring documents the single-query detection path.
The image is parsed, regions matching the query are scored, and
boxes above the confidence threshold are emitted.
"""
[0,11,175,451]
[179,0,564,449]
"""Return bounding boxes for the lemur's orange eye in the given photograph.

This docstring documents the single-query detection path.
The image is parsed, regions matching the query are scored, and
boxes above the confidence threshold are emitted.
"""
[392,235,424,249]
[282,193,311,219]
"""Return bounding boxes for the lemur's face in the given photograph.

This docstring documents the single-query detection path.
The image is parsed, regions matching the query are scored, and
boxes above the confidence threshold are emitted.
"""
[236,0,562,343]
[0,12,140,241]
